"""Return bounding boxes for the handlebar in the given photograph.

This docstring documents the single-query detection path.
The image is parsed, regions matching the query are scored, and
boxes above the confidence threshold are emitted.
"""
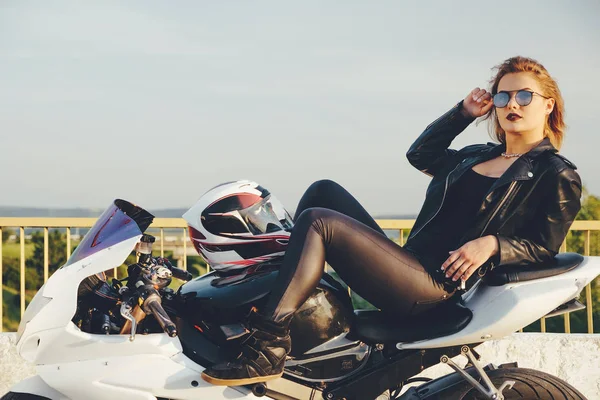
[170,266,193,282]
[142,291,177,337]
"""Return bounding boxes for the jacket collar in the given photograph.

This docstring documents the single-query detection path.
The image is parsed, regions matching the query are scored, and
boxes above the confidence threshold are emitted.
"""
[489,137,557,160]
[479,137,558,189]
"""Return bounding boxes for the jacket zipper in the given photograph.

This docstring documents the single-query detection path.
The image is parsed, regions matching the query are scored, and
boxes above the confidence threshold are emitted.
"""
[476,180,517,275]
[479,180,518,237]
[409,163,461,240]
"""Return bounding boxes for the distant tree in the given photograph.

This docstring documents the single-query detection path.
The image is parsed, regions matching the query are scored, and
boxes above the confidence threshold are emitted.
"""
[568,186,600,256]
[25,230,67,289]
[1,227,15,243]
[2,257,21,290]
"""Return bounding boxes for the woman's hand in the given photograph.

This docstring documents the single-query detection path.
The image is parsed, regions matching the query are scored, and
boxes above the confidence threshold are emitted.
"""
[461,87,494,118]
[441,235,499,282]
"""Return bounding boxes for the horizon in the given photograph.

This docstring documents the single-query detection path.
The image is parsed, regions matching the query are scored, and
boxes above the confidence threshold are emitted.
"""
[0,205,418,220]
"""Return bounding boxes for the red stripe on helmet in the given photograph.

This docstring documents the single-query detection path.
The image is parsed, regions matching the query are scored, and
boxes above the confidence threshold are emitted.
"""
[191,236,289,246]
[188,226,206,240]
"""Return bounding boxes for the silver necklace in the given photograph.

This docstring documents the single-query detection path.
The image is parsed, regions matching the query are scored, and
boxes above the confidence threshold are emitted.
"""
[501,152,523,158]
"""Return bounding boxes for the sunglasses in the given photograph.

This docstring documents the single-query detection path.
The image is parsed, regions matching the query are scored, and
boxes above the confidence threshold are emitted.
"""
[492,89,549,108]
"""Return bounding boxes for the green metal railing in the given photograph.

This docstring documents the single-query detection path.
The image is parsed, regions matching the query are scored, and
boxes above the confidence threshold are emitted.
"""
[1,217,598,333]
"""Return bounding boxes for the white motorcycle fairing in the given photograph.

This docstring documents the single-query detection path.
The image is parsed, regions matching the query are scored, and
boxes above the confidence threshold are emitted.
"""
[398,255,600,349]
[13,200,261,400]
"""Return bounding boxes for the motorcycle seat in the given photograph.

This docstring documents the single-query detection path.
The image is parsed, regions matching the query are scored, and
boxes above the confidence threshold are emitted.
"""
[483,252,583,286]
[350,299,472,344]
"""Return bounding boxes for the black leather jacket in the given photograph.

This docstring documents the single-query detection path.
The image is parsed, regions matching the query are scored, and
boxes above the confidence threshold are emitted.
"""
[405,101,582,273]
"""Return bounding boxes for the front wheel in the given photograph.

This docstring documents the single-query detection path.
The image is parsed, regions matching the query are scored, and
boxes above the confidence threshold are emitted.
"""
[0,393,51,400]
[411,367,587,400]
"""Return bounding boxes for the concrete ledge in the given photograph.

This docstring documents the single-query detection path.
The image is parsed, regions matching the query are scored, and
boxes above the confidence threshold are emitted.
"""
[1,333,599,398]
[1,333,36,396]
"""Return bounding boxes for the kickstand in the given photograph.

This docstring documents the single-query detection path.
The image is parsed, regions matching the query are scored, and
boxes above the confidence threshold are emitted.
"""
[440,346,515,400]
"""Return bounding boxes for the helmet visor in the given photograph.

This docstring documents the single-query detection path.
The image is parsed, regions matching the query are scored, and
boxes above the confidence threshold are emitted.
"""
[237,194,293,235]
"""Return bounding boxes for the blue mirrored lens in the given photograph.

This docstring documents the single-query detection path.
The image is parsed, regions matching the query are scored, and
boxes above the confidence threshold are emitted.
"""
[515,90,533,106]
[493,92,509,107]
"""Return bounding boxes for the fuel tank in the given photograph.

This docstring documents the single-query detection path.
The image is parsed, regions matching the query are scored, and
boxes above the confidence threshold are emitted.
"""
[175,262,355,360]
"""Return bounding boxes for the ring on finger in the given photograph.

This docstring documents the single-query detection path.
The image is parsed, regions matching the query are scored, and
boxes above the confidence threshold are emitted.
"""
[447,260,466,279]
[453,263,471,281]
[460,265,476,281]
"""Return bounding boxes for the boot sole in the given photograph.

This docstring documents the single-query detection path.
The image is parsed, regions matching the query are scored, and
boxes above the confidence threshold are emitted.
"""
[201,371,283,386]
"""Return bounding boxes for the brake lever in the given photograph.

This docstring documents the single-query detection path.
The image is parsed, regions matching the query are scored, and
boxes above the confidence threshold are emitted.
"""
[120,302,137,342]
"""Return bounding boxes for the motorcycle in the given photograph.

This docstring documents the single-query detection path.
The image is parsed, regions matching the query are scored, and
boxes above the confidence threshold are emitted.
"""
[4,199,597,400]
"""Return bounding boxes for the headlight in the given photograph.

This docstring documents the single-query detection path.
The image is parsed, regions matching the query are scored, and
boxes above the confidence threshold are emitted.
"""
[16,290,52,343]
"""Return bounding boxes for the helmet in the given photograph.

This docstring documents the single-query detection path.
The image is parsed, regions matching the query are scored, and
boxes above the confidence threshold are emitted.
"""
[183,180,294,271]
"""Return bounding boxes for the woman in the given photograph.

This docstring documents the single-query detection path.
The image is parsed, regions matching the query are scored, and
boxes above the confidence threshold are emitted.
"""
[201,56,583,386]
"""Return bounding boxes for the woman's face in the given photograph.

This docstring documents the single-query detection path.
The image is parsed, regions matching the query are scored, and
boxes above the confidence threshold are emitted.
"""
[496,72,555,138]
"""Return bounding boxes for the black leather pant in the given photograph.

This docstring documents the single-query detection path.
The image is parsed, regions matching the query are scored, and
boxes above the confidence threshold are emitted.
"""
[262,180,452,323]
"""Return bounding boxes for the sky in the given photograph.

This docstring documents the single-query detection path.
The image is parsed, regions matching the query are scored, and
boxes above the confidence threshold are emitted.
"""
[1,1,599,216]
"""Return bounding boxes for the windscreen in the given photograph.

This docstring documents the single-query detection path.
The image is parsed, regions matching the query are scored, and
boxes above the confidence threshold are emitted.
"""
[63,199,154,268]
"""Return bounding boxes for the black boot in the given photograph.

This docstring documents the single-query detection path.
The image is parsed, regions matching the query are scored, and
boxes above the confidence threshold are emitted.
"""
[201,311,292,386]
